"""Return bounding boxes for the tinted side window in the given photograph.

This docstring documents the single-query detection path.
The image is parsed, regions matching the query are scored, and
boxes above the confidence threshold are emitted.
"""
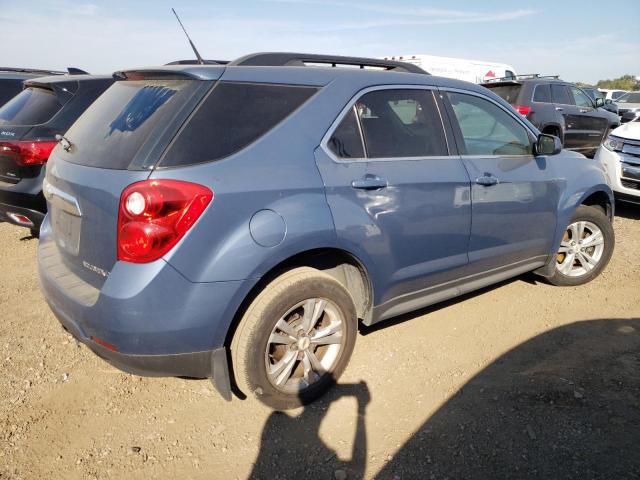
[162,82,318,167]
[551,84,571,105]
[570,87,593,108]
[533,84,551,103]
[0,87,63,126]
[446,92,533,156]
[328,107,364,158]
[612,91,625,100]
[355,89,447,158]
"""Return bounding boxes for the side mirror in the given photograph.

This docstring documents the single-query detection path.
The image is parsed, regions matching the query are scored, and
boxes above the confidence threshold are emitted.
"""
[595,97,605,108]
[536,133,562,156]
[605,98,613,105]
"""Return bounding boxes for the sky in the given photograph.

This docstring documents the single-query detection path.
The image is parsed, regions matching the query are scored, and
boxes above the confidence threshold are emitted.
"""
[1,0,639,84]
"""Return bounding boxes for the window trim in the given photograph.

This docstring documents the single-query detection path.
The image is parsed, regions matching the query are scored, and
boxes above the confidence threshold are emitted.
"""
[321,84,452,163]
[440,86,538,159]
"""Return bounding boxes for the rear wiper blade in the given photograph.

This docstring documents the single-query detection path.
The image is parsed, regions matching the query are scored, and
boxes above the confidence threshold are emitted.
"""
[55,134,73,152]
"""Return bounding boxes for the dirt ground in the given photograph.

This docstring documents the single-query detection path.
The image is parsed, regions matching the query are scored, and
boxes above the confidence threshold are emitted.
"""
[1,204,639,480]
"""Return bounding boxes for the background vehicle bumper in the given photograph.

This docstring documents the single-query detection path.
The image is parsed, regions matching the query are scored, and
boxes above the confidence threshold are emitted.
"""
[596,146,640,202]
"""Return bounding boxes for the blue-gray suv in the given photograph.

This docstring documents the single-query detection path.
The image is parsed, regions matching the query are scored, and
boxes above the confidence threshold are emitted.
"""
[38,53,615,410]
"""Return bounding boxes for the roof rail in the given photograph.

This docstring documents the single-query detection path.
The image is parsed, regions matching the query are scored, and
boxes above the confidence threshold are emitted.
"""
[484,73,561,84]
[229,52,428,74]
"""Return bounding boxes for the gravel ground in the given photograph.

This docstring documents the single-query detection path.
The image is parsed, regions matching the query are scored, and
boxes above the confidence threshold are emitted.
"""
[0,204,639,479]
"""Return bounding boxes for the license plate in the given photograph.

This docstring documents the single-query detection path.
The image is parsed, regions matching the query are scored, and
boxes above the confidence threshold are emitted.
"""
[52,207,81,256]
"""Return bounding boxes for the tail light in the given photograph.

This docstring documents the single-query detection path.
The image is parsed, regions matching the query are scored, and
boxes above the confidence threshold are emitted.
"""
[514,105,532,116]
[0,140,58,165]
[117,179,213,263]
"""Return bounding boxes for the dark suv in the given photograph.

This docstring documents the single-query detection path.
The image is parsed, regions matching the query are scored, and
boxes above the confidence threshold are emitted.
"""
[38,53,615,410]
[483,76,619,157]
[0,74,113,235]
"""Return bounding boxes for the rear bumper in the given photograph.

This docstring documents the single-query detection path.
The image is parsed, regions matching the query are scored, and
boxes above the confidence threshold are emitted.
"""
[0,190,47,230]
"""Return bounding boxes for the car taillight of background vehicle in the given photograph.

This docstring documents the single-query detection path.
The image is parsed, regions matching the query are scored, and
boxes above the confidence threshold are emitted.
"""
[0,140,58,165]
[117,180,213,263]
[514,105,532,116]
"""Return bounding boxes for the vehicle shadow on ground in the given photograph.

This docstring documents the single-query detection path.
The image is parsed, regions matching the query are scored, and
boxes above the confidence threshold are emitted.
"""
[250,381,370,479]
[375,318,640,479]
[616,201,640,220]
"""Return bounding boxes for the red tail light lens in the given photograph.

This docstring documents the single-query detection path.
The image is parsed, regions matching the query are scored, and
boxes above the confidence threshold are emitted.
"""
[0,140,58,165]
[117,180,213,263]
[514,105,532,116]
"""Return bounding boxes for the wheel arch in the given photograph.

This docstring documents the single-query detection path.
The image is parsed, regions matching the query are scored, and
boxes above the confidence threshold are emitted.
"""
[224,247,373,349]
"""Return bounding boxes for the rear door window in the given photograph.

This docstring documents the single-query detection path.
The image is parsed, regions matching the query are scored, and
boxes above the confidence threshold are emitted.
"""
[0,87,63,126]
[63,80,202,169]
[160,82,318,167]
[446,92,533,156]
[354,89,448,158]
[551,84,572,105]
[533,84,551,103]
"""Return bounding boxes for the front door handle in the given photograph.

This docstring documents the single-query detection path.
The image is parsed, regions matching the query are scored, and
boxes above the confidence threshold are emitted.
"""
[555,107,564,111]
[579,108,589,113]
[475,174,499,186]
[351,175,388,190]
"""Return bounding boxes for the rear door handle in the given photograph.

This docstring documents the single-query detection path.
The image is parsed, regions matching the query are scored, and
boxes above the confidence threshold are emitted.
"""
[351,175,388,190]
[475,174,499,186]
[555,107,564,111]
[579,108,589,113]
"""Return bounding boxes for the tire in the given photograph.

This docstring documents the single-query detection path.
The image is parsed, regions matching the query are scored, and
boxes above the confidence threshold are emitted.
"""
[231,267,357,410]
[30,228,39,238]
[547,205,614,286]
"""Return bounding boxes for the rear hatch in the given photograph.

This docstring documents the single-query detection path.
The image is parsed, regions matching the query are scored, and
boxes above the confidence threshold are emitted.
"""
[0,84,70,183]
[44,72,216,289]
[482,81,523,105]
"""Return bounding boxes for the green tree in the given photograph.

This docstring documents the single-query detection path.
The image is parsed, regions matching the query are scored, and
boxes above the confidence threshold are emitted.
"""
[596,74,639,91]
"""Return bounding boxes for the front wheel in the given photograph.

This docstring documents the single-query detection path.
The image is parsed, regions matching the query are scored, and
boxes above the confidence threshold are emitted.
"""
[548,205,614,286]
[231,267,357,410]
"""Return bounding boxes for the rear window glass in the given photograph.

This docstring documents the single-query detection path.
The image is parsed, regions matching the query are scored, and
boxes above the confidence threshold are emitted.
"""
[160,82,318,167]
[0,87,63,126]
[551,84,571,105]
[63,80,201,169]
[487,85,521,104]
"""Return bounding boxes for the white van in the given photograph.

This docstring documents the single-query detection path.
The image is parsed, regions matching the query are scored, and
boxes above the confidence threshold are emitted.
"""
[383,54,517,84]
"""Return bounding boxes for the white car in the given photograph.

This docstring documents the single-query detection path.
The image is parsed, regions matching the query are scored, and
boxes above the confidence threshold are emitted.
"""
[597,117,640,204]
[599,89,628,101]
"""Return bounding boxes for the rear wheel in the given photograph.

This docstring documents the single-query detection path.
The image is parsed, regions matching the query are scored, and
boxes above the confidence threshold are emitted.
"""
[548,205,614,286]
[231,267,357,410]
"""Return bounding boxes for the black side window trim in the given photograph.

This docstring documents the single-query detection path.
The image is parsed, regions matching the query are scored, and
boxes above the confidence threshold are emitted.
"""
[322,85,452,162]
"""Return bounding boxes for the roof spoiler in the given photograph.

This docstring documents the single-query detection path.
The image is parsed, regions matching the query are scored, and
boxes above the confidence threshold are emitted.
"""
[229,52,429,74]
[67,67,90,75]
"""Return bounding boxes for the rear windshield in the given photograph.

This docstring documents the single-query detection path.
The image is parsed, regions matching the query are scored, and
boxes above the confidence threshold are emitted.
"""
[63,79,202,169]
[160,82,318,167]
[486,85,521,104]
[0,87,63,126]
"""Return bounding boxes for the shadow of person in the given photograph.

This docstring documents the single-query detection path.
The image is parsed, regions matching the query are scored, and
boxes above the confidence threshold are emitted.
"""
[377,318,640,479]
[250,381,370,479]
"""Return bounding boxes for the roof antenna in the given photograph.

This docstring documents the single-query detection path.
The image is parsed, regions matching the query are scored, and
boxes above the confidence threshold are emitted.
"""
[171,8,204,65]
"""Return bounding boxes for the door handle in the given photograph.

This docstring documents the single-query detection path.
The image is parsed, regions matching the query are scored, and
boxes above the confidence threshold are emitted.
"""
[555,107,564,111]
[475,174,499,186]
[351,175,388,190]
[579,108,589,113]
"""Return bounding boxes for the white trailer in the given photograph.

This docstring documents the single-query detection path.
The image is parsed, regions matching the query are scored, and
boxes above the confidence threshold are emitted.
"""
[383,54,517,84]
